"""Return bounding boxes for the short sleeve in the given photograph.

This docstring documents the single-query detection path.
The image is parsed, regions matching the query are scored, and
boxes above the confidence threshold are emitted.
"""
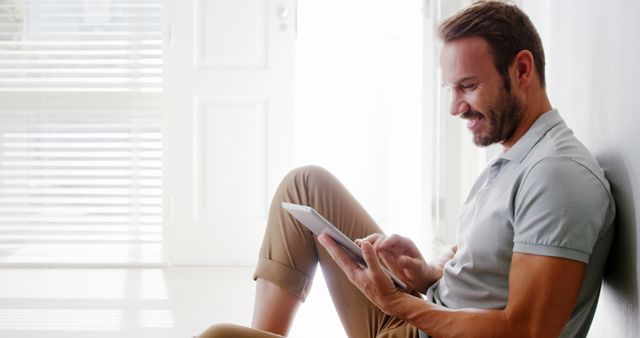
[513,157,611,263]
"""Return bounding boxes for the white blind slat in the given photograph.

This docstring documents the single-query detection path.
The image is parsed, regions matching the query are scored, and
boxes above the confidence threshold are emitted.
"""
[0,0,163,93]
[0,0,164,265]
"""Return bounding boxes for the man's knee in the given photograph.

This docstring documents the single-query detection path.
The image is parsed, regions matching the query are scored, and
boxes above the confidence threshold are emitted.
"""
[197,323,282,338]
[286,165,329,180]
[284,165,334,189]
[197,323,240,338]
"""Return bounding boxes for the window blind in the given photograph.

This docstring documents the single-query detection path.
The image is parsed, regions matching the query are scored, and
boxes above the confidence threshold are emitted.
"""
[0,0,163,265]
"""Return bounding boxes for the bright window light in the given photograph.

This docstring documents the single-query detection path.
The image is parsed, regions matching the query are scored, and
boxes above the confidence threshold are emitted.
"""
[294,0,424,240]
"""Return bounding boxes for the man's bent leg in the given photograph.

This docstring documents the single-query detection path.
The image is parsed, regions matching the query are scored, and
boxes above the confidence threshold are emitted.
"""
[199,324,283,338]
[252,166,418,338]
[251,278,301,335]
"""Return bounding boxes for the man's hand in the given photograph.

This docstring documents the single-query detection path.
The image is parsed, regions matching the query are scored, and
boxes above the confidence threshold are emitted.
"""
[317,232,406,316]
[357,233,456,293]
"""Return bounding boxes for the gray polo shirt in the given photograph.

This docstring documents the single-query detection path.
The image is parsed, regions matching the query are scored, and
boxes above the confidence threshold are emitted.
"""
[419,109,615,338]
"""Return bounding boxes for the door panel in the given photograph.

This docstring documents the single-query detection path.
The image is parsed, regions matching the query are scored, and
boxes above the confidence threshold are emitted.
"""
[198,0,267,68]
[166,0,295,265]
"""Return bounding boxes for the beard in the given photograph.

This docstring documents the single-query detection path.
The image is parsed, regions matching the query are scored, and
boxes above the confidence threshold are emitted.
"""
[466,89,523,147]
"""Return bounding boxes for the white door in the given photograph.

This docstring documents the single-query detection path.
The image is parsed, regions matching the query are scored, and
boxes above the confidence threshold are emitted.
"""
[165,0,296,265]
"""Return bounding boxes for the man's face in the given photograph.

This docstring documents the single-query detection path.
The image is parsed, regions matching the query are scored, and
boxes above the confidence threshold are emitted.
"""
[440,37,522,147]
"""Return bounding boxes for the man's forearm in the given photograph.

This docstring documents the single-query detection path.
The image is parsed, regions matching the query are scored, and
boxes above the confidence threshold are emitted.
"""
[390,293,526,338]
[388,253,586,338]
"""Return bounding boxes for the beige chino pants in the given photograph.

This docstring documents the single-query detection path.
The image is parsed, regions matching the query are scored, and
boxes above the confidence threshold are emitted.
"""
[199,166,419,338]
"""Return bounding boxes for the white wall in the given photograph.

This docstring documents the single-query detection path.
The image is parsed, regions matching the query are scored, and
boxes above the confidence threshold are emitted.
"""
[523,1,640,336]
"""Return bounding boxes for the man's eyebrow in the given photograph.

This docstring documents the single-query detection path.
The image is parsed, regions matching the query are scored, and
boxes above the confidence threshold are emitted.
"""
[441,76,480,88]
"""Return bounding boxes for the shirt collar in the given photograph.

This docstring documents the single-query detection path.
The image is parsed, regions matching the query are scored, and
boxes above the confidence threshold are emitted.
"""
[499,109,563,163]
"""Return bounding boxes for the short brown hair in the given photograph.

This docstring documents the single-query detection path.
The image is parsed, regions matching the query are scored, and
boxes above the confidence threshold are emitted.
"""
[438,1,546,89]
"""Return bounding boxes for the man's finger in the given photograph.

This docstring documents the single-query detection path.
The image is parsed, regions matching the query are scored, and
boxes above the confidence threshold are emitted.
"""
[361,241,386,276]
[318,232,362,276]
[399,255,419,269]
[378,234,406,252]
[362,242,398,291]
[378,250,397,270]
[356,233,385,247]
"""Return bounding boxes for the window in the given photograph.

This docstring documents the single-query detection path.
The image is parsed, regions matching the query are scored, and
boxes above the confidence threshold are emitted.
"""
[0,0,163,265]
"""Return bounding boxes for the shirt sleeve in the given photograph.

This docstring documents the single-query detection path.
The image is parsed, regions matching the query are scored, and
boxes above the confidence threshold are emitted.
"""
[512,157,610,263]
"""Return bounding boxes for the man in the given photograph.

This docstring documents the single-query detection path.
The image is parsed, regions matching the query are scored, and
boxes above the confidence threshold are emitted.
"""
[201,1,615,337]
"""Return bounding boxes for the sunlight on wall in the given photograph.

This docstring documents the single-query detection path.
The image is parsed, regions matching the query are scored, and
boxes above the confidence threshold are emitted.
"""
[294,0,424,241]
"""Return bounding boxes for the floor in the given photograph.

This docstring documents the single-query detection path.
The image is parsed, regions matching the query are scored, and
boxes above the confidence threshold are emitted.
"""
[0,267,346,338]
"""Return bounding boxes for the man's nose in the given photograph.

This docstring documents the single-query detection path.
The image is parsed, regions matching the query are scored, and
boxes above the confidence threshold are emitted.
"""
[449,96,470,116]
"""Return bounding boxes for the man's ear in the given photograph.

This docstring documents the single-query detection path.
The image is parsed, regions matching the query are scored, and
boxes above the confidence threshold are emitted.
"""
[511,50,535,88]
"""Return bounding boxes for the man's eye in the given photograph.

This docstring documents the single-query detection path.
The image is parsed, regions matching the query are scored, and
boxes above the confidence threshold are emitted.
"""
[460,84,477,91]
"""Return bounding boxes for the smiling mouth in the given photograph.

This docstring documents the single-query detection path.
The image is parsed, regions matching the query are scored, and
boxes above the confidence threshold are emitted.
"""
[462,111,485,131]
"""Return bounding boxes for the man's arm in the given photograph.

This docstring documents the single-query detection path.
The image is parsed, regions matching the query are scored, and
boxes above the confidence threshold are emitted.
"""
[319,233,586,338]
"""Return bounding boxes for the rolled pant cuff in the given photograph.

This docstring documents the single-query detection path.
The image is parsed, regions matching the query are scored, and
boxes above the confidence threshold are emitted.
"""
[253,256,313,302]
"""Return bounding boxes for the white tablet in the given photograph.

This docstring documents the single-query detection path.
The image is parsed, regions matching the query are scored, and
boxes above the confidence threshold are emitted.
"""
[281,202,407,290]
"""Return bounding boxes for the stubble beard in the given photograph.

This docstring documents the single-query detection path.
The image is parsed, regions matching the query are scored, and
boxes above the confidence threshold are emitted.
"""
[473,89,523,147]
